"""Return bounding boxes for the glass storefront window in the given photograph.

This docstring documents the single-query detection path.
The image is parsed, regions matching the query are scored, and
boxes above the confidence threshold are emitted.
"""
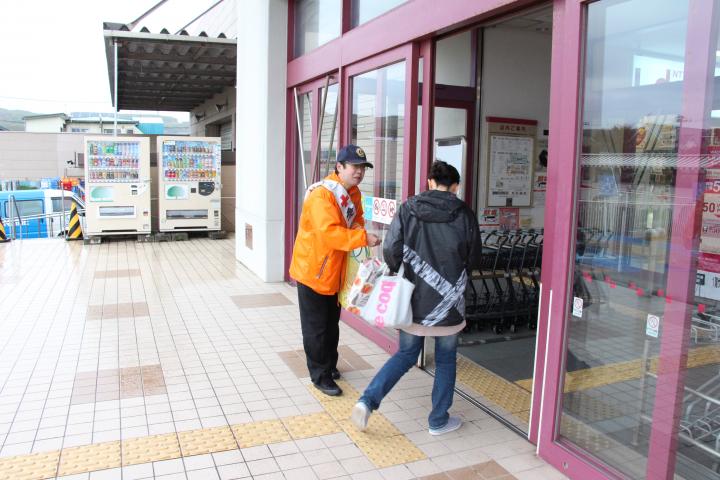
[295,91,312,225]
[351,0,406,27]
[351,61,406,211]
[349,60,405,339]
[560,0,717,478]
[293,0,341,57]
[319,84,339,178]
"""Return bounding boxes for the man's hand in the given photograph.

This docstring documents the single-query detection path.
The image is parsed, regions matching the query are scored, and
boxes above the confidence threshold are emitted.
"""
[366,233,381,247]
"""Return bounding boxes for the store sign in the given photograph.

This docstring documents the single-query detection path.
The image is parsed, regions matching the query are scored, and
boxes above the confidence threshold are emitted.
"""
[645,314,660,338]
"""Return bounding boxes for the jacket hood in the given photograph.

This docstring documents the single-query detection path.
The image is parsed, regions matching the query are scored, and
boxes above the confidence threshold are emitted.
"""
[406,190,465,223]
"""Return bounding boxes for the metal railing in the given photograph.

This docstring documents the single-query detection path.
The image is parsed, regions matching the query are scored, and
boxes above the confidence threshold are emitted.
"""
[1,208,86,240]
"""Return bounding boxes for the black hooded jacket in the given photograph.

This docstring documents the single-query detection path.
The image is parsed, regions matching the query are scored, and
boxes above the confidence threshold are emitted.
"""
[383,190,481,327]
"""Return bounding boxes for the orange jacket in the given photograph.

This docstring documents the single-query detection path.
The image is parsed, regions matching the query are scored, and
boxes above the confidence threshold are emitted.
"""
[289,173,368,295]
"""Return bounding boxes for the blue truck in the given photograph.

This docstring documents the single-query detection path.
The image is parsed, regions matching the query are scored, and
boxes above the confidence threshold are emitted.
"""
[0,189,85,239]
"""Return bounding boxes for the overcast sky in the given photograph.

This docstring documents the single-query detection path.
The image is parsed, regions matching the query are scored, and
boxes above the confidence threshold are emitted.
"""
[0,0,221,122]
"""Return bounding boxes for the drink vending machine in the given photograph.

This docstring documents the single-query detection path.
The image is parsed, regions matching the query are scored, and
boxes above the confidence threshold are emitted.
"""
[84,136,151,236]
[157,136,222,232]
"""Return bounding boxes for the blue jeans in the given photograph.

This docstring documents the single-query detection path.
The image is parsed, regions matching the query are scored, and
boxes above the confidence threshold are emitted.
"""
[359,330,458,429]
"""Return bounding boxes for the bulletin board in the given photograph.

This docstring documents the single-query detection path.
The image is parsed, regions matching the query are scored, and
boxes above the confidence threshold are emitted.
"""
[486,117,537,207]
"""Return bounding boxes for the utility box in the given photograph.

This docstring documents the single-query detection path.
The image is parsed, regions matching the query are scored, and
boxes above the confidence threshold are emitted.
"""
[157,136,222,232]
[84,136,151,236]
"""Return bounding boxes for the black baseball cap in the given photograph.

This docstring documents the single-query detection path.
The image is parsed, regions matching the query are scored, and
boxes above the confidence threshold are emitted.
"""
[337,144,373,168]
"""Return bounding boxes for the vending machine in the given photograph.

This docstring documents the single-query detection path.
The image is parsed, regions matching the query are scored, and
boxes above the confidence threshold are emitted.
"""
[84,136,151,236]
[157,136,222,232]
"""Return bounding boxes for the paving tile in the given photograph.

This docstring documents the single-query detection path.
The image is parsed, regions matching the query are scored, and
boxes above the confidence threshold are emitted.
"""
[231,294,292,309]
[0,238,562,480]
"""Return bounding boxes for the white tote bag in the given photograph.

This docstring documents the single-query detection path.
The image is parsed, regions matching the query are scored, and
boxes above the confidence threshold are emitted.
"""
[361,265,414,329]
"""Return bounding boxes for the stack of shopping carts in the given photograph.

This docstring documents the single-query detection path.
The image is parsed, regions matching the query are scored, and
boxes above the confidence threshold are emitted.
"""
[465,229,543,334]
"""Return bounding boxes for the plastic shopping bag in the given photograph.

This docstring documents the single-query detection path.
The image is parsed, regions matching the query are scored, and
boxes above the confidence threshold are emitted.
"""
[344,256,387,316]
[361,265,414,329]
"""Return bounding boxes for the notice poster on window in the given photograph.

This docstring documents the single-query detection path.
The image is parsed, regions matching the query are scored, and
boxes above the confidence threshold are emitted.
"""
[533,137,548,204]
[479,208,499,228]
[489,135,533,206]
[499,207,520,231]
[486,118,536,207]
[700,170,720,255]
[696,252,720,301]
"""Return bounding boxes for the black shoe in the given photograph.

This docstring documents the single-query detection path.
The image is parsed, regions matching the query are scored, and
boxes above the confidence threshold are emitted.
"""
[313,378,342,396]
[331,368,341,380]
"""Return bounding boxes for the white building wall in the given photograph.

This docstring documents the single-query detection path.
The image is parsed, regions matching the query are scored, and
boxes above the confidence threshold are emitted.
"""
[478,27,551,228]
[24,117,66,133]
[235,0,287,282]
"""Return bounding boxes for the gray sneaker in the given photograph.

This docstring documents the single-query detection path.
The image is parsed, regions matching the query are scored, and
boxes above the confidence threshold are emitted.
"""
[351,402,371,431]
[428,416,462,436]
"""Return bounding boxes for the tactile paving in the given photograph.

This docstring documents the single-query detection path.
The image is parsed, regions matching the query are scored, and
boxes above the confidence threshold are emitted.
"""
[307,379,427,468]
[178,426,238,456]
[320,396,357,420]
[339,420,426,468]
[283,412,342,439]
[0,451,60,480]
[456,357,531,417]
[559,414,613,451]
[122,433,180,466]
[232,419,291,448]
[515,335,720,395]
[58,441,121,477]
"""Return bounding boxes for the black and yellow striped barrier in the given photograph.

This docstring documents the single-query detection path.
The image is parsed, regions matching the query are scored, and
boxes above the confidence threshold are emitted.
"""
[0,217,9,243]
[66,202,83,241]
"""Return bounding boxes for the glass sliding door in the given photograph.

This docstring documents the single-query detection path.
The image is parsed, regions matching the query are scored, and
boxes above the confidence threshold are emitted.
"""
[540,0,720,478]
[295,90,313,225]
[339,44,419,351]
[286,76,340,279]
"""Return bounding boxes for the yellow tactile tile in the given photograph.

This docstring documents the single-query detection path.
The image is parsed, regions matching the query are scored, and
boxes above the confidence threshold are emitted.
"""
[559,414,613,451]
[515,344,720,395]
[321,397,357,420]
[515,378,533,391]
[339,420,426,468]
[0,451,60,480]
[178,426,238,456]
[122,433,180,466]
[283,412,342,439]
[456,357,531,416]
[308,379,361,421]
[231,419,291,448]
[307,379,427,468]
[58,441,121,477]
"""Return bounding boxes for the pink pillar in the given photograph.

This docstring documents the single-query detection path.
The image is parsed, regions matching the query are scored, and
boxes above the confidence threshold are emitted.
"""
[646,1,718,478]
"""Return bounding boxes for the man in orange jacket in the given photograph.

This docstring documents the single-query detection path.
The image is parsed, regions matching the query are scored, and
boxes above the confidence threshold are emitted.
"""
[290,145,381,396]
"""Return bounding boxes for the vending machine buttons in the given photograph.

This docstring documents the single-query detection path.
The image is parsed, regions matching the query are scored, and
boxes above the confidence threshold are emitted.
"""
[198,182,215,196]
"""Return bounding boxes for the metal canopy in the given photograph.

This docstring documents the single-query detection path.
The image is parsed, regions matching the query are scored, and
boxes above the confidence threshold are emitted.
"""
[103,24,236,112]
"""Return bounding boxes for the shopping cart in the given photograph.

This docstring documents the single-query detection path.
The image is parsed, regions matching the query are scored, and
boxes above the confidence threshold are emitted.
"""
[465,229,543,334]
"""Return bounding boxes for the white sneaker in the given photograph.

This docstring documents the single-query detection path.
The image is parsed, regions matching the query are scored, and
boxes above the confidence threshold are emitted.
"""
[351,402,371,431]
[428,416,462,435]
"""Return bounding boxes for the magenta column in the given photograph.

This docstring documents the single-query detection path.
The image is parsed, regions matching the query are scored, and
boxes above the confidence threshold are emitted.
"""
[646,1,718,478]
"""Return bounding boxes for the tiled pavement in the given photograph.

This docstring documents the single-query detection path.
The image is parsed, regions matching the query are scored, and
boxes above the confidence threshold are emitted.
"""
[0,237,568,480]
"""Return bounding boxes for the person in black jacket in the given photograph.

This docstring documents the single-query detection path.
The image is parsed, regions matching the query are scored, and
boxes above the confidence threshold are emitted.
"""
[352,161,481,435]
